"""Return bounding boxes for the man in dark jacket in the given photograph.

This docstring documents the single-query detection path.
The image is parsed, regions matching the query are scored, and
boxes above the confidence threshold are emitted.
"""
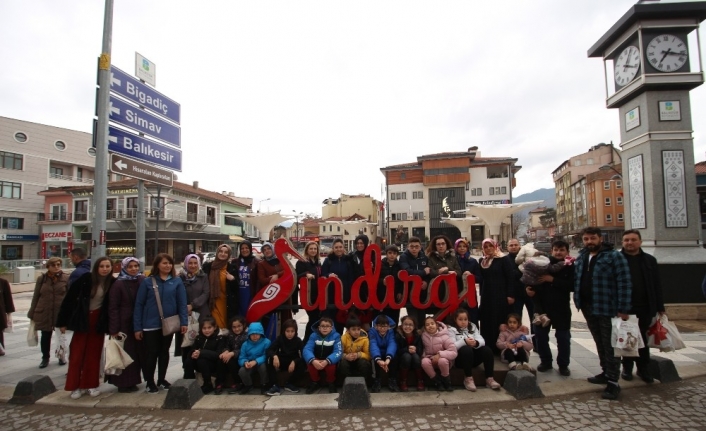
[574,227,631,401]
[68,248,91,287]
[528,240,574,376]
[619,229,665,384]
[398,237,430,328]
[506,238,530,344]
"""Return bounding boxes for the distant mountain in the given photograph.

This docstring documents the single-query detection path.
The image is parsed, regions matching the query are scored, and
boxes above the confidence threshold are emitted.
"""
[512,188,555,220]
[513,188,555,208]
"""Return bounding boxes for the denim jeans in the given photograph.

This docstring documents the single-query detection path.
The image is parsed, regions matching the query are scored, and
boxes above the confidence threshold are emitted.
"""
[534,325,571,368]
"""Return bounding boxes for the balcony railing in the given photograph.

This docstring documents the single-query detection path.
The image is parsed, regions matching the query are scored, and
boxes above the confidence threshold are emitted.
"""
[74,212,88,221]
[38,212,72,222]
[49,173,94,184]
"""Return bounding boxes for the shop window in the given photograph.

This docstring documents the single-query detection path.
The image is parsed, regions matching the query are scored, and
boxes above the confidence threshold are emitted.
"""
[1,245,22,259]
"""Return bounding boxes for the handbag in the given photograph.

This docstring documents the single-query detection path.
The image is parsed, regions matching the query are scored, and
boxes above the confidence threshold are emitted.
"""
[54,327,67,362]
[105,333,134,375]
[611,315,643,357]
[181,311,200,348]
[152,277,181,336]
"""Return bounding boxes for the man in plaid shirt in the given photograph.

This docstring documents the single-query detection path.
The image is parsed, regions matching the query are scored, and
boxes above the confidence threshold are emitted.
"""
[573,227,631,400]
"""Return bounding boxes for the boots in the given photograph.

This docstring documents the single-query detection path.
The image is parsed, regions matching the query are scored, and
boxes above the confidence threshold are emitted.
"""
[399,369,409,392]
[440,376,453,392]
[388,378,400,392]
[415,369,425,391]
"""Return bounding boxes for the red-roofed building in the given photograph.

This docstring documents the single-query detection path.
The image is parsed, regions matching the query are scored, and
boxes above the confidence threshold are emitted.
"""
[380,146,520,247]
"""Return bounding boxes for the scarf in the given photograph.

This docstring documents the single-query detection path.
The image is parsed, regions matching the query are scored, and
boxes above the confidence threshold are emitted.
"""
[117,256,141,281]
[183,253,202,281]
[208,244,231,310]
[480,238,502,269]
[45,270,61,283]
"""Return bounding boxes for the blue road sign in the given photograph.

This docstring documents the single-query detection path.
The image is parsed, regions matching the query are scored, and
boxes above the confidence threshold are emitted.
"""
[108,126,182,172]
[109,65,181,124]
[108,95,181,148]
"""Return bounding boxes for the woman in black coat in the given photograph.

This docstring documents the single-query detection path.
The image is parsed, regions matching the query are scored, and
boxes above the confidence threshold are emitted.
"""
[295,241,321,342]
[477,239,514,355]
[107,257,145,392]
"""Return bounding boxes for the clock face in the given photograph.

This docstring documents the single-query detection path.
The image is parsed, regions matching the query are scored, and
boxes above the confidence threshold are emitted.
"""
[646,34,688,72]
[614,45,640,86]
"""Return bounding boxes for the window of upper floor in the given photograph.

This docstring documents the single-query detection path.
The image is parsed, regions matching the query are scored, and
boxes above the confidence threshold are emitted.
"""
[413,191,423,199]
[0,151,23,170]
[0,181,21,199]
[486,165,508,179]
[604,181,610,190]
[605,197,611,206]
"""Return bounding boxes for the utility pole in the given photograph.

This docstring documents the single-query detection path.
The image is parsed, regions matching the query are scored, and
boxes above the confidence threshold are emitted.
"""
[92,0,114,258]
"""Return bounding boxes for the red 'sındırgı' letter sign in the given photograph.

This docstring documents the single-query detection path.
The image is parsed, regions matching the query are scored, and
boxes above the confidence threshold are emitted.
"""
[246,238,476,323]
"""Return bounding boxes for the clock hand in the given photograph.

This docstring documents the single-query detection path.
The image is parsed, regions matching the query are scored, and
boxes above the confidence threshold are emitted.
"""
[659,48,672,64]
[662,51,686,56]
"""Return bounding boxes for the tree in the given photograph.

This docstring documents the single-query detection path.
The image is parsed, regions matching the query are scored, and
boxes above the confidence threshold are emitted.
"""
[511,212,528,238]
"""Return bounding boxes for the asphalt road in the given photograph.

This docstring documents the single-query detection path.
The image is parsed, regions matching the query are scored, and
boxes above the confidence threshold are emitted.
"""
[1,376,706,430]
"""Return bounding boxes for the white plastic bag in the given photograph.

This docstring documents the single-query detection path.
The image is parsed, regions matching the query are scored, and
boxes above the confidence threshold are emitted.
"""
[104,333,134,376]
[27,320,38,347]
[611,315,643,357]
[4,313,13,333]
[0,341,5,355]
[181,311,200,348]
[651,314,686,352]
[54,328,67,362]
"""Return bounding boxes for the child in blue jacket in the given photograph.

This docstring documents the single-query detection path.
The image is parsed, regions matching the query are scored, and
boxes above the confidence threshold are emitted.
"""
[303,317,342,394]
[370,314,399,392]
[238,322,271,395]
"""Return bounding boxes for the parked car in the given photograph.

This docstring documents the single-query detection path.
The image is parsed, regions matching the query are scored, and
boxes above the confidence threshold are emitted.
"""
[202,252,216,263]
[533,241,553,254]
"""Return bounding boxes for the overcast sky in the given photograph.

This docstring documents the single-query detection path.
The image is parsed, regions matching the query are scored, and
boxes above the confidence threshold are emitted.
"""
[2,0,705,216]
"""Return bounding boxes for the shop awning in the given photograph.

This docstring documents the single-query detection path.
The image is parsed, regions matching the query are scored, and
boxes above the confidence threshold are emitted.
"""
[229,235,246,242]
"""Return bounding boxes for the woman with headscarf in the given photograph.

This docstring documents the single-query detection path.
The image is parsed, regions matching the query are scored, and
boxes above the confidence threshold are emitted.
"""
[349,234,375,307]
[202,245,238,330]
[296,241,321,342]
[455,238,483,326]
[107,257,145,392]
[181,254,211,321]
[478,238,515,355]
[424,235,462,319]
[234,241,260,318]
[321,238,354,334]
[27,257,68,368]
[57,257,115,399]
[256,242,289,320]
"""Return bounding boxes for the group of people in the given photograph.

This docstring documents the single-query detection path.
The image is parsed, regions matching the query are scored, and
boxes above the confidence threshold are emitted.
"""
[20,226,664,401]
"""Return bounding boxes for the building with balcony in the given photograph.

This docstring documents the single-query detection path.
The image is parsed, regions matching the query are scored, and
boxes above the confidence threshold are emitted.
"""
[37,179,251,262]
[380,146,520,247]
[0,116,97,260]
[551,143,621,236]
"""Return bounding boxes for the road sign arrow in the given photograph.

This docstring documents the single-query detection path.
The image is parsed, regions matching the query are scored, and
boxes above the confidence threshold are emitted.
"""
[109,101,120,116]
[114,159,127,171]
[110,72,121,88]
[108,134,118,144]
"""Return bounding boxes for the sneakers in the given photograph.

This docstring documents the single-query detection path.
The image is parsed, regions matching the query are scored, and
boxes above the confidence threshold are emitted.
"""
[463,376,476,392]
[201,384,214,395]
[637,369,654,384]
[388,378,400,392]
[39,358,49,369]
[621,370,633,381]
[532,313,543,326]
[87,388,101,397]
[602,382,621,400]
[532,313,551,327]
[371,380,381,393]
[70,389,85,399]
[239,385,253,395]
[260,386,268,395]
[416,378,425,392]
[536,363,553,373]
[559,367,571,377]
[227,384,242,395]
[520,363,534,372]
[283,383,300,393]
[328,383,337,394]
[266,385,281,396]
[305,382,320,394]
[486,377,501,390]
[587,373,608,385]
[508,361,517,371]
[58,359,67,366]
[146,381,159,394]
[214,385,223,395]
[157,380,172,390]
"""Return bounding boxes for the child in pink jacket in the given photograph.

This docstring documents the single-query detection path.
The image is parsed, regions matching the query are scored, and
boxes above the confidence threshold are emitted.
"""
[420,317,458,392]
[496,313,534,371]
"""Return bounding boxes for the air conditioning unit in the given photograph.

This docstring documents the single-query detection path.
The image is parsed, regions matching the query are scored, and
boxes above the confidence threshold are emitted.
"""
[185,225,195,231]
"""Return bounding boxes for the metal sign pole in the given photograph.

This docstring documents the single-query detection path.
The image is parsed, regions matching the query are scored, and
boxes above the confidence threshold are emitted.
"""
[137,180,146,270]
[92,0,113,259]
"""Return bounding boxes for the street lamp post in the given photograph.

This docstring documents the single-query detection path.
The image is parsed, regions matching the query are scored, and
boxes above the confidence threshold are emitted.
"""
[258,198,271,213]
[292,211,303,249]
[599,163,623,178]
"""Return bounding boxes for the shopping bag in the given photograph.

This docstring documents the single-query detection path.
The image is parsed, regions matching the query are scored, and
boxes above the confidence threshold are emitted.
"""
[4,313,13,333]
[181,312,200,348]
[104,333,134,376]
[647,313,668,349]
[27,320,38,347]
[658,315,686,352]
[54,328,67,362]
[611,316,643,357]
[0,341,5,355]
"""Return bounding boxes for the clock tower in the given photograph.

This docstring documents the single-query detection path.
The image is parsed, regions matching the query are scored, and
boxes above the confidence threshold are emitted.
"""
[588,1,706,304]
